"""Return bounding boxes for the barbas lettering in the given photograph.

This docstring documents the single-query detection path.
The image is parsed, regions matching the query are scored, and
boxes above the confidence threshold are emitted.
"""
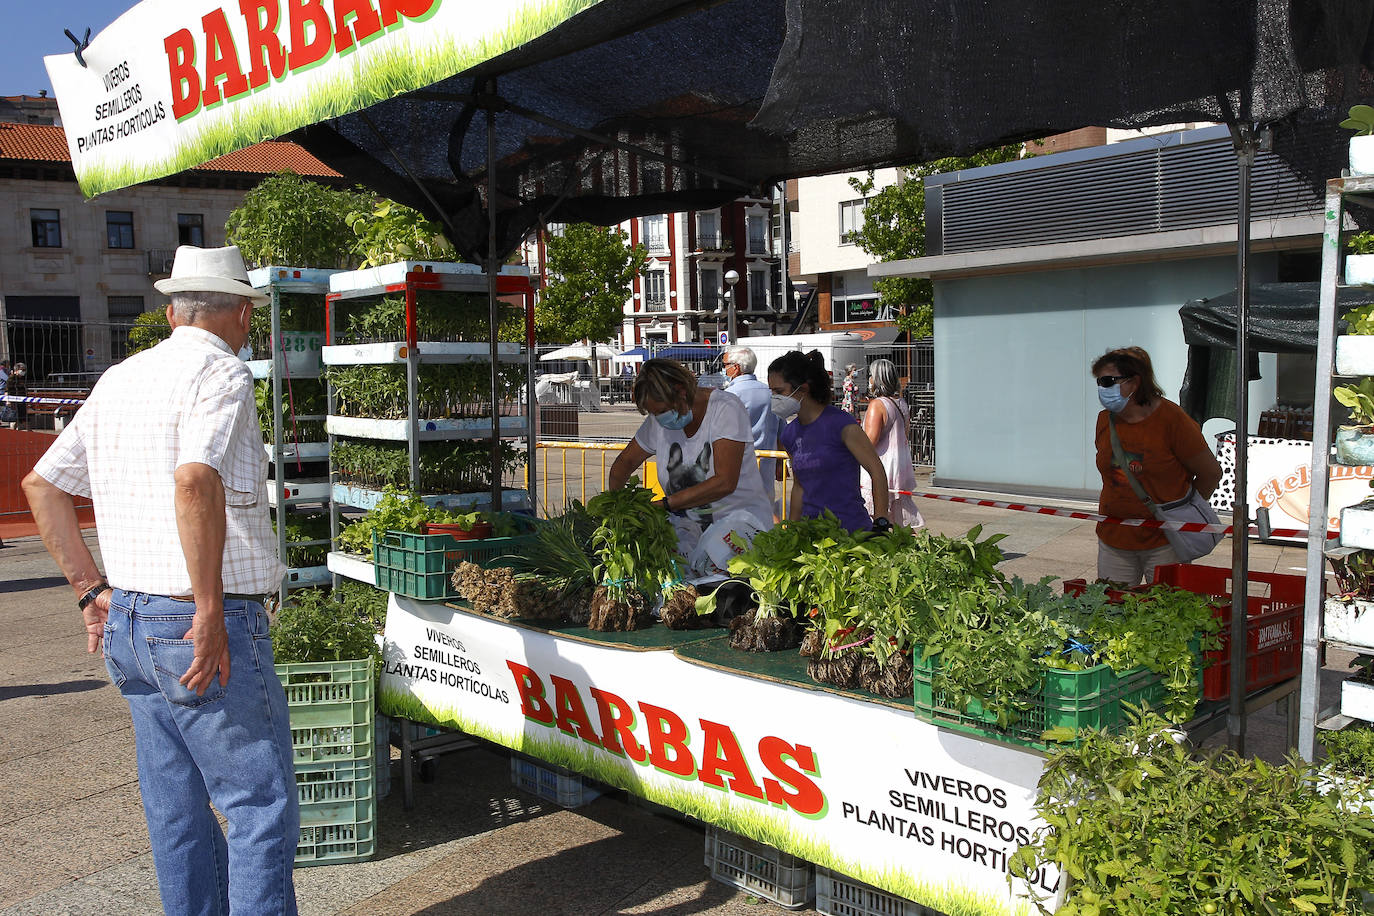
[506,660,823,816]
[165,0,441,121]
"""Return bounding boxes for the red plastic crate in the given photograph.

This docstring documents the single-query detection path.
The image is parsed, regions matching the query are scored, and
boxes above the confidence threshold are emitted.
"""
[1062,579,1153,602]
[1152,564,1304,700]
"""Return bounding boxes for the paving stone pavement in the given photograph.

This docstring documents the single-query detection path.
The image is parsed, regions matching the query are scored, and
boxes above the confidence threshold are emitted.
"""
[0,482,1352,915]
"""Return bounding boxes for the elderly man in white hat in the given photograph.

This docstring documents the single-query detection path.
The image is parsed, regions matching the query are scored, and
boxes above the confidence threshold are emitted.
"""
[23,246,299,915]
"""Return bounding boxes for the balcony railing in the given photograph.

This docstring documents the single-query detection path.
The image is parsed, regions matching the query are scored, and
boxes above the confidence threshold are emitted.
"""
[697,233,733,252]
[644,296,668,313]
[146,249,177,275]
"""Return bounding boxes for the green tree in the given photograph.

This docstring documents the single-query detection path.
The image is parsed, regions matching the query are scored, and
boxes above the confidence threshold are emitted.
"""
[226,171,368,269]
[536,224,647,345]
[849,145,1023,338]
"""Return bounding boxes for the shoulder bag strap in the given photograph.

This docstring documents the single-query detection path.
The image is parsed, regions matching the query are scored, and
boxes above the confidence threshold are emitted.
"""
[1107,414,1159,512]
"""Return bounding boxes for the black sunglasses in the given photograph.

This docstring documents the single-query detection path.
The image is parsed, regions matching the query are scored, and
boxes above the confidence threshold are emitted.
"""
[1095,374,1133,388]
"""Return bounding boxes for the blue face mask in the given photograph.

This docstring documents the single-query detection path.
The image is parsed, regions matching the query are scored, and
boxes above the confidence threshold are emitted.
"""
[655,408,694,430]
[1097,383,1129,413]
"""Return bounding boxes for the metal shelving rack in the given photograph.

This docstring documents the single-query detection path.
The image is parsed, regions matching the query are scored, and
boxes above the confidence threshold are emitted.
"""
[248,266,339,599]
[1299,173,1374,759]
[320,261,536,587]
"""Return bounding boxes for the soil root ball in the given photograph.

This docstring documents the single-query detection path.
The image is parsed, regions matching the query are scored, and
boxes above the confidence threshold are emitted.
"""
[798,628,825,660]
[807,653,862,689]
[588,585,652,631]
[809,652,913,698]
[555,586,593,625]
[659,586,706,630]
[728,611,804,652]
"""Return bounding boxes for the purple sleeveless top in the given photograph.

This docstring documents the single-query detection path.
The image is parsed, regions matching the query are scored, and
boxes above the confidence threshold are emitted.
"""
[780,404,871,532]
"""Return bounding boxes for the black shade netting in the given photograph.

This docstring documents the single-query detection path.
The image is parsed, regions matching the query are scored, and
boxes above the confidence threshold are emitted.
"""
[1179,282,1374,422]
[286,0,1374,263]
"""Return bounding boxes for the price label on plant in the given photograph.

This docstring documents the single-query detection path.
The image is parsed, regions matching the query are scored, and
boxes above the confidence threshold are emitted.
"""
[381,597,1059,913]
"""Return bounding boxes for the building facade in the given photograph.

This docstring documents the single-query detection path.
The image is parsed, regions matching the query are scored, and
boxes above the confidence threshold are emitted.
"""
[873,124,1324,498]
[522,195,786,351]
[0,105,342,376]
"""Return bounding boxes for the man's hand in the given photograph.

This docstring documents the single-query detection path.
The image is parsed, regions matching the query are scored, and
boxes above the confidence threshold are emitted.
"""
[83,590,112,654]
[180,609,231,694]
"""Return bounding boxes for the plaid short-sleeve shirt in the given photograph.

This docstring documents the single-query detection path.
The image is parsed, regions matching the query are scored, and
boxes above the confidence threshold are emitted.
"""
[34,326,284,595]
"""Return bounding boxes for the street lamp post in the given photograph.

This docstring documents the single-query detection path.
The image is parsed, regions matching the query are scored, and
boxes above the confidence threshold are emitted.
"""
[723,268,739,344]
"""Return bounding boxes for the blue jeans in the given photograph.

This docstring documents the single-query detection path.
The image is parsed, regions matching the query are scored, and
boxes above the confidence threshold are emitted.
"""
[103,591,299,916]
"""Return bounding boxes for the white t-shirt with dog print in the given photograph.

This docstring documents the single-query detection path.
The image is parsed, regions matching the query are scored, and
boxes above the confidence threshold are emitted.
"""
[633,387,774,531]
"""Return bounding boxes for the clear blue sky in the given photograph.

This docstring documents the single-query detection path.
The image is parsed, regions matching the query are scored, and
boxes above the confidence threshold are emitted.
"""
[5,1,125,97]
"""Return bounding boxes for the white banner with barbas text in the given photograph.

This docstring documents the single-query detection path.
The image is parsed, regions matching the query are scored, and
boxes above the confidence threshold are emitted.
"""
[381,596,1058,915]
[45,0,607,196]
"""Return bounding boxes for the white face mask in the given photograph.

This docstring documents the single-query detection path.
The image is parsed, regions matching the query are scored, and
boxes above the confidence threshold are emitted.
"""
[770,393,801,420]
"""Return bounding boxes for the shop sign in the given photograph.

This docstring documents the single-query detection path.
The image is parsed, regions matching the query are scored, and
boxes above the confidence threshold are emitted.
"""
[382,597,1058,913]
[1248,441,1373,540]
[46,0,605,196]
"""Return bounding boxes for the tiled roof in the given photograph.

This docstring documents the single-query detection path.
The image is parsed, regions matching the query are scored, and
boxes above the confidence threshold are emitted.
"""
[0,123,340,177]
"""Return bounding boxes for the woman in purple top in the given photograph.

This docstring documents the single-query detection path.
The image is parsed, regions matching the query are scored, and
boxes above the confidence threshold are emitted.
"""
[767,350,891,532]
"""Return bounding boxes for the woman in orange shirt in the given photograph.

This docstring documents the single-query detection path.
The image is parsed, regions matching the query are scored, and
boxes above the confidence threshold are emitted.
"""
[1092,346,1222,585]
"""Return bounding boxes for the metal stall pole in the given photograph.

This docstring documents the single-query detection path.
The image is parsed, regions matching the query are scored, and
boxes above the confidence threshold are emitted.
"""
[405,280,421,491]
[486,78,503,511]
[270,283,289,600]
[1226,124,1262,753]
[525,287,538,513]
[1299,180,1343,760]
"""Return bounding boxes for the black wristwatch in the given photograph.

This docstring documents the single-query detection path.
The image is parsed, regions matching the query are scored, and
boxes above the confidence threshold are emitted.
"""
[872,517,894,534]
[78,581,111,611]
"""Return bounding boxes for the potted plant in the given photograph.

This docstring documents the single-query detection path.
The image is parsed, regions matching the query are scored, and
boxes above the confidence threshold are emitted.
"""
[1338,302,1374,375]
[1347,233,1374,287]
[1325,547,1374,649]
[1341,104,1374,177]
[1318,727,1374,815]
[427,510,494,541]
[1333,377,1374,465]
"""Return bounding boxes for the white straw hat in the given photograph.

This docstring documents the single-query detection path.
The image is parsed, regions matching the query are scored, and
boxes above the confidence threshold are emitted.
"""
[154,245,268,303]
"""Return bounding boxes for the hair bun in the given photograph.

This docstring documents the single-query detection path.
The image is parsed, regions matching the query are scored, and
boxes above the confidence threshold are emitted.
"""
[805,349,825,368]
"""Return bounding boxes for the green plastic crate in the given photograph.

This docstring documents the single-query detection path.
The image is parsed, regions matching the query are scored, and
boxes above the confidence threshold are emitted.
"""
[912,653,1167,750]
[372,529,537,600]
[275,658,375,764]
[294,757,377,866]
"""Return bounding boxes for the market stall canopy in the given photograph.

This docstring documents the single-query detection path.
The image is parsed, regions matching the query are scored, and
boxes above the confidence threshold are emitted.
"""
[44,0,1374,262]
[1179,281,1374,422]
[539,343,618,361]
[616,347,650,362]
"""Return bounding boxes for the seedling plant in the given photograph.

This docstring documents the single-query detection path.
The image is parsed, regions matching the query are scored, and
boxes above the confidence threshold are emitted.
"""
[584,479,680,630]
[1009,710,1374,915]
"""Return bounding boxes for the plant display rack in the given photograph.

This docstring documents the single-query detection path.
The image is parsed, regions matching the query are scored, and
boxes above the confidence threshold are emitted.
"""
[250,267,338,598]
[323,262,536,587]
[1302,172,1374,751]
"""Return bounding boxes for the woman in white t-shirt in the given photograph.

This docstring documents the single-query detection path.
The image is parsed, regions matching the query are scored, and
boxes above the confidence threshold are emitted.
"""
[608,358,775,575]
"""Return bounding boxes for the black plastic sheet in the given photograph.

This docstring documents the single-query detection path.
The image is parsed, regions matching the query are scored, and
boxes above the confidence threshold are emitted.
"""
[1179,282,1374,421]
[285,0,1374,262]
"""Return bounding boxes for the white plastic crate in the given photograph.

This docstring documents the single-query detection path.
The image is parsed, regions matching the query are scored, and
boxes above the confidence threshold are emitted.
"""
[704,825,814,909]
[816,866,932,916]
[509,756,601,808]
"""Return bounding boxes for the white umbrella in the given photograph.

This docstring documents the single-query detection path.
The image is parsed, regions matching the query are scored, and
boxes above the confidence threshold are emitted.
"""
[540,344,618,361]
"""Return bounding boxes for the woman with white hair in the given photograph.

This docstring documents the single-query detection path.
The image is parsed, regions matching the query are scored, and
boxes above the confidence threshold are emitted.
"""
[861,358,923,528]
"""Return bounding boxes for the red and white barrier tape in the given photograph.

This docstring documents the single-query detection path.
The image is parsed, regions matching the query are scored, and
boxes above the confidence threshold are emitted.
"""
[2,395,85,406]
[892,489,1336,540]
